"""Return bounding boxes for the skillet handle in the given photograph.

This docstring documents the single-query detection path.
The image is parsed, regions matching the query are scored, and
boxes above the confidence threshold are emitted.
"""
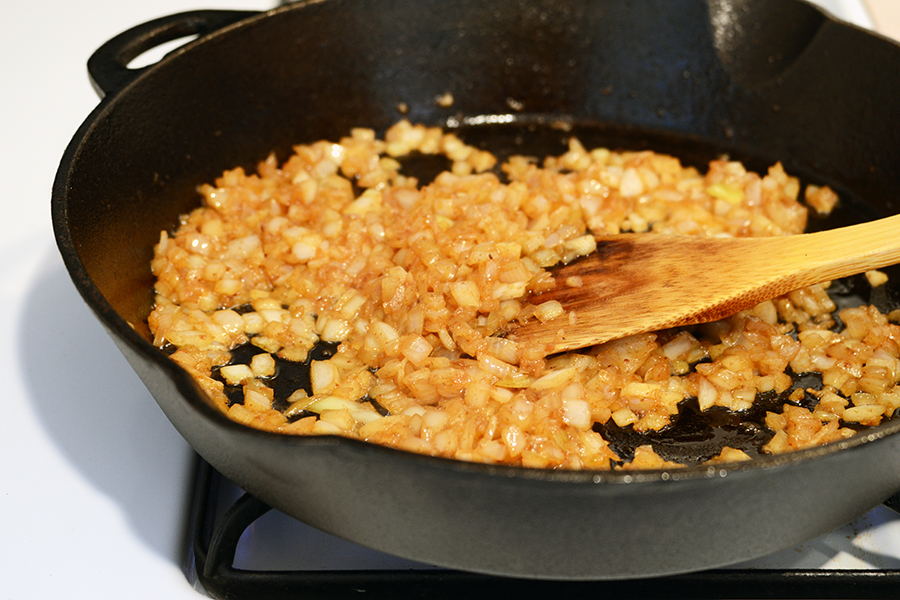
[87,10,258,98]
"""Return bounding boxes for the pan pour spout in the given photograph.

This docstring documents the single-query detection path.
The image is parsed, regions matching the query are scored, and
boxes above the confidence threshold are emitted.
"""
[708,0,826,88]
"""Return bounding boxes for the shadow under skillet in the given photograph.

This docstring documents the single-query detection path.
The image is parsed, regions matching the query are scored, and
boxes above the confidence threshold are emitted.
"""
[18,253,196,560]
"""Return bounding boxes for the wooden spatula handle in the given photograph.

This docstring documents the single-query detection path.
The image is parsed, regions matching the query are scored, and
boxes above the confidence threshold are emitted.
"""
[511,213,900,353]
[771,212,900,285]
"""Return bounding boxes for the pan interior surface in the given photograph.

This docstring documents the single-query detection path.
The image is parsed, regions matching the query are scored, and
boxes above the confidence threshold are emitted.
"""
[197,116,900,468]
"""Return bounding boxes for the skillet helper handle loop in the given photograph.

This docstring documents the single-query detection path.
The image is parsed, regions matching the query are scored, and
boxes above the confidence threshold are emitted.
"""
[87,10,257,98]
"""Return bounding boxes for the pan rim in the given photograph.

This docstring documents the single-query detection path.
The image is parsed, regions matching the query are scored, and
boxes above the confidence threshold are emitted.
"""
[51,0,900,492]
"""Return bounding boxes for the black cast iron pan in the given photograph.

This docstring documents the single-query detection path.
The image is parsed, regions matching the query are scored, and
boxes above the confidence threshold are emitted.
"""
[52,0,900,580]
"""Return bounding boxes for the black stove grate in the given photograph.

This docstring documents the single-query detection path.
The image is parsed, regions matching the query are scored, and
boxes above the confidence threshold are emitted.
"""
[184,458,900,599]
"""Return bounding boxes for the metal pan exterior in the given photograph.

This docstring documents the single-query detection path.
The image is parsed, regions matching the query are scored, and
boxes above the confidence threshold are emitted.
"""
[53,0,900,579]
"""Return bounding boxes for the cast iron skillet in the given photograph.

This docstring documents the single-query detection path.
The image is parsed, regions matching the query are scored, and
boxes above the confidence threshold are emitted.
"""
[53,0,900,580]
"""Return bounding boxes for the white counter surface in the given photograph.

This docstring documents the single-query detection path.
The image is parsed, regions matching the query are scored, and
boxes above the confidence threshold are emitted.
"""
[0,1,893,598]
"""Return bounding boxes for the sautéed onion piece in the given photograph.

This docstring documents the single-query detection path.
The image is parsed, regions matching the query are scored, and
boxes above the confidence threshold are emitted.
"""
[148,121,900,470]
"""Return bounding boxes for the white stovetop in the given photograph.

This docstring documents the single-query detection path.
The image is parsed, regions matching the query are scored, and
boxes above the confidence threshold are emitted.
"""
[0,1,892,598]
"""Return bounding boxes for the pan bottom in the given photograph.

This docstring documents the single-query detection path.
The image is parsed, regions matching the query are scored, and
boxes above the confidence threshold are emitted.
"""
[179,120,900,470]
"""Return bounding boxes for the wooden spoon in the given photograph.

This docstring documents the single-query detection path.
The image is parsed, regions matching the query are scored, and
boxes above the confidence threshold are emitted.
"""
[508,213,900,354]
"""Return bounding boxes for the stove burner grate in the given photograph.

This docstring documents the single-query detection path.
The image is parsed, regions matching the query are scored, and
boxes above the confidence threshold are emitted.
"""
[184,458,900,599]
